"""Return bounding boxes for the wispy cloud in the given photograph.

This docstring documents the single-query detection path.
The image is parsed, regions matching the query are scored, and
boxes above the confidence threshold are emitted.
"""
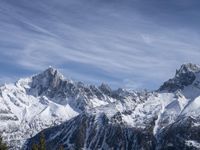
[0,0,200,89]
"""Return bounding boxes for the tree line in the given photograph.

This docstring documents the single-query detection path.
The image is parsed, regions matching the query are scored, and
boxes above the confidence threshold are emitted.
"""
[0,136,8,150]
[0,133,64,150]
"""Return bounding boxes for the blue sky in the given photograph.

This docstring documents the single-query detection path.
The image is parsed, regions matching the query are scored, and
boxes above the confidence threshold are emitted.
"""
[0,0,200,90]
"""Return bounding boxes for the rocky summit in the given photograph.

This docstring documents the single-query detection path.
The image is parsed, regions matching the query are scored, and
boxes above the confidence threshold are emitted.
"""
[1,63,200,150]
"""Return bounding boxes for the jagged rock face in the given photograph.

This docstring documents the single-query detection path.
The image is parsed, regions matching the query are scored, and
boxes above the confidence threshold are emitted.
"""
[2,63,200,150]
[0,77,79,149]
[28,68,131,111]
[159,63,199,92]
[99,83,112,96]
[29,67,68,104]
[26,111,200,150]
[25,113,156,150]
[157,116,200,150]
[24,63,200,150]
[0,67,141,149]
[159,72,195,92]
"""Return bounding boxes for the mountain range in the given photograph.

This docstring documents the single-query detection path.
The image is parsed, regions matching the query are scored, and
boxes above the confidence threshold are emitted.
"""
[1,63,200,150]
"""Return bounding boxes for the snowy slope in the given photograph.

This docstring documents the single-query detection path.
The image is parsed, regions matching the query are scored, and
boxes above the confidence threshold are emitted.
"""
[26,63,200,150]
[0,69,78,149]
[0,67,141,149]
[0,67,121,149]
[2,63,200,149]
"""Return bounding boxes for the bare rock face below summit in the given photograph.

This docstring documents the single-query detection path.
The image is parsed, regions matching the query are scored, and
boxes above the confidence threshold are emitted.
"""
[26,113,157,150]
[2,63,200,149]
[159,63,200,92]
[0,67,139,149]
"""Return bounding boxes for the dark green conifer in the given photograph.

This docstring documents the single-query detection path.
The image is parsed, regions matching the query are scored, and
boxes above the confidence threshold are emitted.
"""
[31,143,38,150]
[0,136,8,150]
[38,132,46,150]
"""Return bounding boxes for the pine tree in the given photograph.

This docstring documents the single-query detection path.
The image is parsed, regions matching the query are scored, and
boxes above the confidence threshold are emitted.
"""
[38,132,46,150]
[31,143,39,150]
[31,133,46,150]
[0,136,8,150]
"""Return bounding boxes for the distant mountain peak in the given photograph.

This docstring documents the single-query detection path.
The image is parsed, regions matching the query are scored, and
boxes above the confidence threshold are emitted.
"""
[99,83,112,95]
[3,63,200,149]
[29,67,67,97]
[159,63,200,92]
[176,63,200,76]
[33,67,66,85]
[41,67,64,80]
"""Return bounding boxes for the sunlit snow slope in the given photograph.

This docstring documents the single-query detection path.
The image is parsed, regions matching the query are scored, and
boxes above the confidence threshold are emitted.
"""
[26,63,200,150]
[2,63,200,150]
[0,67,116,149]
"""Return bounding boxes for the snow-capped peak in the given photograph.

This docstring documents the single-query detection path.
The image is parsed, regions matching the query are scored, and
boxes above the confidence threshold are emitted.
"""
[33,67,65,83]
[159,63,200,92]
[29,67,72,98]
[176,63,200,76]
[3,64,200,150]
[14,67,66,93]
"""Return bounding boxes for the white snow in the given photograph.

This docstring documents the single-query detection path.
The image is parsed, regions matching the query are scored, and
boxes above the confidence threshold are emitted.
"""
[0,78,79,149]
[90,98,109,107]
[185,140,200,148]
[182,96,200,116]
[2,65,200,149]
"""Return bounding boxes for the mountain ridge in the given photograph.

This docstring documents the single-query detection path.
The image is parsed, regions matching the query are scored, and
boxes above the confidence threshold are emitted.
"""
[0,66,139,149]
[1,63,200,149]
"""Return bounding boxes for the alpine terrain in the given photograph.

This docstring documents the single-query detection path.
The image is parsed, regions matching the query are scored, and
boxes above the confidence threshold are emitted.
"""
[1,63,200,150]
